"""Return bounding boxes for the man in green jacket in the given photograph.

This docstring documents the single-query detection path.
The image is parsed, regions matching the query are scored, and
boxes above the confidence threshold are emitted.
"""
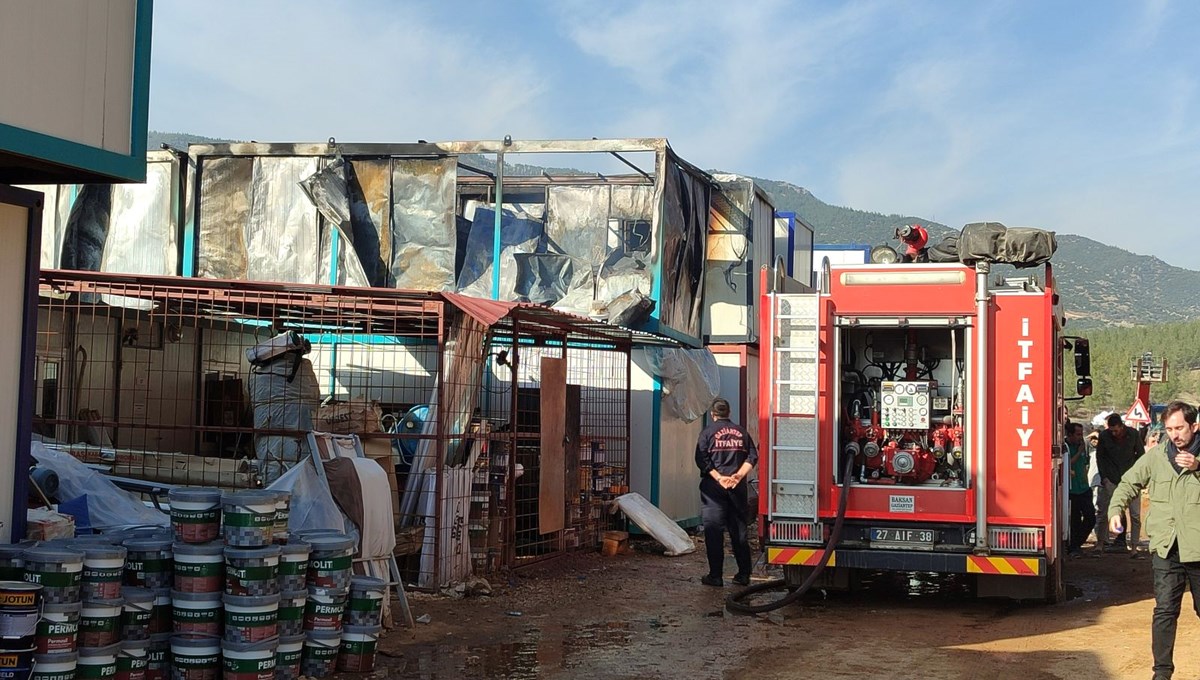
[1109,401,1200,680]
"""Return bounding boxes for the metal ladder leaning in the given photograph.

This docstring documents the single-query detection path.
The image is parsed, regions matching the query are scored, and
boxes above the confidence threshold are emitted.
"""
[306,431,415,628]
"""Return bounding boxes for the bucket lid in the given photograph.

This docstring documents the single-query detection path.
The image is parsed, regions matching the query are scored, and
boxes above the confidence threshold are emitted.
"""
[82,597,125,609]
[170,590,222,603]
[342,624,383,635]
[278,633,306,649]
[121,587,155,605]
[170,635,222,650]
[78,643,122,658]
[350,575,387,592]
[224,545,282,560]
[304,629,343,642]
[149,633,173,643]
[123,538,173,552]
[221,639,279,653]
[22,547,84,563]
[76,544,127,560]
[172,541,225,557]
[42,601,82,614]
[168,487,222,504]
[0,580,42,595]
[223,593,280,608]
[280,541,310,555]
[122,527,175,542]
[223,490,277,508]
[305,535,354,554]
[33,651,78,663]
[280,589,308,603]
[268,490,291,503]
[0,540,36,557]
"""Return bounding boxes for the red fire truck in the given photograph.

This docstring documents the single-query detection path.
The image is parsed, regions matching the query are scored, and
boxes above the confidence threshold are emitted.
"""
[756,258,1089,601]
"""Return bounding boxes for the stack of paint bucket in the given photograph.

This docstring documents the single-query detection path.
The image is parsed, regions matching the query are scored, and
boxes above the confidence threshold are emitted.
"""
[24,543,84,680]
[290,531,348,678]
[167,486,223,680]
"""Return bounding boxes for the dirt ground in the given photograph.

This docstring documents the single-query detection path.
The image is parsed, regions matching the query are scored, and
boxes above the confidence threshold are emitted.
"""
[364,536,1193,680]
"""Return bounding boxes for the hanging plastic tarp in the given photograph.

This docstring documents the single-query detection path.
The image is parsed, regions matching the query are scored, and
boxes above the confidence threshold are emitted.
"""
[513,252,574,306]
[346,160,395,288]
[390,158,458,291]
[642,347,721,422]
[456,201,545,300]
[101,157,178,277]
[298,160,372,287]
[59,184,112,272]
[197,156,321,283]
[659,160,709,339]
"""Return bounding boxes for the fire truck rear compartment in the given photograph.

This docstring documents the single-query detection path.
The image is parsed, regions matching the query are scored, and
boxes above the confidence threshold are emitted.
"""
[837,324,969,488]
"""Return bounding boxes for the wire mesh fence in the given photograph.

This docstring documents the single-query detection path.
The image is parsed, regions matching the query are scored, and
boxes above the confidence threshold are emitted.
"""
[35,270,633,587]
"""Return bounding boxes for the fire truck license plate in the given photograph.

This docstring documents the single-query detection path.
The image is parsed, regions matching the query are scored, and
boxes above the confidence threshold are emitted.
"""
[871,528,935,545]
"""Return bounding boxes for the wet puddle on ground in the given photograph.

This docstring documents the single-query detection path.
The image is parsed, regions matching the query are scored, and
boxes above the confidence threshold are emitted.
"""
[386,619,675,678]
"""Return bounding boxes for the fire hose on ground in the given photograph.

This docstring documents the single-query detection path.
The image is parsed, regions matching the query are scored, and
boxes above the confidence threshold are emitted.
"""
[725,454,855,614]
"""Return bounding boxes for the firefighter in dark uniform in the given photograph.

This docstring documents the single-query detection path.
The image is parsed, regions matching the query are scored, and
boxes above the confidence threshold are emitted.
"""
[695,397,758,587]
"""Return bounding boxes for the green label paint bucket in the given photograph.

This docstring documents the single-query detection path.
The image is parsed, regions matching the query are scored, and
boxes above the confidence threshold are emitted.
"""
[221,595,278,644]
[35,602,81,654]
[276,591,306,639]
[0,581,43,650]
[79,598,124,649]
[31,651,75,680]
[299,630,340,679]
[116,639,148,680]
[221,492,277,548]
[346,576,386,628]
[146,592,170,638]
[304,536,354,592]
[23,549,84,605]
[77,643,119,680]
[223,547,279,598]
[276,542,309,593]
[168,636,219,680]
[169,593,220,639]
[220,639,276,680]
[273,635,303,680]
[79,546,127,602]
[144,634,170,680]
[337,624,381,673]
[167,489,222,545]
[121,541,172,592]
[170,544,222,595]
[119,589,154,642]
[302,588,346,634]
[268,492,290,542]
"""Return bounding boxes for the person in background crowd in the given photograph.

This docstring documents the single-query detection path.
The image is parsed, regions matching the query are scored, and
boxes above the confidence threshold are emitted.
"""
[694,398,758,588]
[1108,401,1200,680]
[1066,422,1095,557]
[1096,413,1146,555]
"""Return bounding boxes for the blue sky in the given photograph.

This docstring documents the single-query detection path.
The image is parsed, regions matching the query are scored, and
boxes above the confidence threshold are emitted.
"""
[149,0,1200,268]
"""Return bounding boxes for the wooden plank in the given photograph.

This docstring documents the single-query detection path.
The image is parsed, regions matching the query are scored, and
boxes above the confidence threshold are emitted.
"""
[539,357,567,534]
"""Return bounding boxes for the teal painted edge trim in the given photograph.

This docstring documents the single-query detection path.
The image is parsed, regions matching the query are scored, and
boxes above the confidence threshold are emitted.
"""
[130,0,153,167]
[650,375,662,506]
[0,0,153,183]
[0,124,144,181]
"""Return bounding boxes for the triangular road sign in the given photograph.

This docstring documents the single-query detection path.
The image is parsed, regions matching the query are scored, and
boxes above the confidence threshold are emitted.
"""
[1125,398,1151,425]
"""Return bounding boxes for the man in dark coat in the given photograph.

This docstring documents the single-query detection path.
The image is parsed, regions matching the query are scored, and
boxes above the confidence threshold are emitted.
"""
[695,398,758,587]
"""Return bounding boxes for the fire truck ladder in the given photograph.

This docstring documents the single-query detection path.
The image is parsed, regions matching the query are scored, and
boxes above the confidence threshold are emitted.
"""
[770,293,820,523]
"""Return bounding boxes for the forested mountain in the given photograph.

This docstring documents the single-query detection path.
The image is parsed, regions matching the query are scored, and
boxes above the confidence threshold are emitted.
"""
[754,178,1200,328]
